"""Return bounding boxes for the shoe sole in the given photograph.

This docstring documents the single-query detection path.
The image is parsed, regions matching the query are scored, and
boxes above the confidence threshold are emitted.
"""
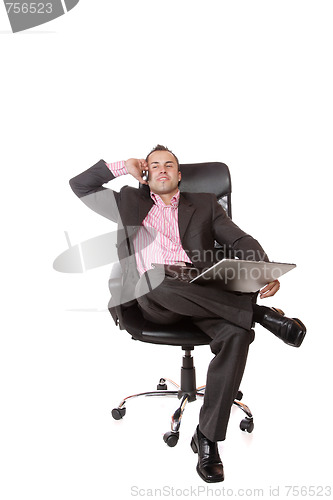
[291,318,307,347]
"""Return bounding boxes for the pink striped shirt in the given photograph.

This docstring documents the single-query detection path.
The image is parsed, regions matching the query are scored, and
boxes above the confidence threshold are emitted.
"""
[106,160,192,275]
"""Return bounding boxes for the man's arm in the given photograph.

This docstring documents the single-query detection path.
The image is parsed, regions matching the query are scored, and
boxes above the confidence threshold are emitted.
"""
[69,159,121,222]
[211,197,280,298]
[69,158,148,222]
[211,196,269,262]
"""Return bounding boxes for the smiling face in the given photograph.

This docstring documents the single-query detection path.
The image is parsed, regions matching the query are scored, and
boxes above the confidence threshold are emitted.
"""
[146,150,181,202]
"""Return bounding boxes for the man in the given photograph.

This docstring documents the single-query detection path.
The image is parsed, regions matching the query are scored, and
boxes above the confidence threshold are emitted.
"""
[69,145,306,483]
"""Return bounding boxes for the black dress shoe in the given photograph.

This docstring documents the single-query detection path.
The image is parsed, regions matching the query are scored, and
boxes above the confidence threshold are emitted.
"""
[260,308,306,347]
[190,426,224,483]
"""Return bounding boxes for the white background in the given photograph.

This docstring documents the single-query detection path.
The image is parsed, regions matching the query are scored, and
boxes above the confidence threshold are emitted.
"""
[0,1,332,499]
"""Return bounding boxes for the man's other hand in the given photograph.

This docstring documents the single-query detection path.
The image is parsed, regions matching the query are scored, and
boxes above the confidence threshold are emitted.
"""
[125,158,148,185]
[259,280,280,298]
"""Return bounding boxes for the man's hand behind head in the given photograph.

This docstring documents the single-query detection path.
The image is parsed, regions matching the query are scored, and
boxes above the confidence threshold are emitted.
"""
[125,158,148,185]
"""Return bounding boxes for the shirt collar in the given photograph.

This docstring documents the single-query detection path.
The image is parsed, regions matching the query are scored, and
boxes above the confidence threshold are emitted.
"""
[150,190,180,208]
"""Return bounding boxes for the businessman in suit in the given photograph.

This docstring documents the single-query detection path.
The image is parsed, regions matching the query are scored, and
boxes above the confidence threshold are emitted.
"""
[70,145,306,483]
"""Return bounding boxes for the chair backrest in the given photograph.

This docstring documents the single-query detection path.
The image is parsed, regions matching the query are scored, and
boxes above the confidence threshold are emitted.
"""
[139,161,232,218]
[179,162,232,218]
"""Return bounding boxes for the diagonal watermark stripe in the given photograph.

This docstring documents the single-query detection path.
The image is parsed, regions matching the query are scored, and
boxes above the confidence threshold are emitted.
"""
[53,228,166,307]
[3,0,80,33]
[53,230,120,273]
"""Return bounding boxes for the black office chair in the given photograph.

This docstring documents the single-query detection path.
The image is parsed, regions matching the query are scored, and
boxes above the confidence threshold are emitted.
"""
[109,162,254,447]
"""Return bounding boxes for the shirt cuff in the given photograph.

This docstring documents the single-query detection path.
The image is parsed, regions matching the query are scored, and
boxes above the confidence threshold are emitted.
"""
[105,160,128,177]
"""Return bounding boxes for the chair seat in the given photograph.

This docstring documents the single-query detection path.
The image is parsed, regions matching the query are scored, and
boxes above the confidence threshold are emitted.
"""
[122,303,211,347]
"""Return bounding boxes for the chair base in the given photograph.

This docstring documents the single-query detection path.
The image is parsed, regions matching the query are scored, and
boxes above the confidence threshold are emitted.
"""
[111,349,254,445]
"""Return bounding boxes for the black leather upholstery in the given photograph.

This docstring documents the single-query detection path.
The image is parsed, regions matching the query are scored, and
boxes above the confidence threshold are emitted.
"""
[122,302,211,347]
[139,162,231,217]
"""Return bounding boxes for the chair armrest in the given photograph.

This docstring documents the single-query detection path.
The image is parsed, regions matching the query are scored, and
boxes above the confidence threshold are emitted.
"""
[108,262,126,329]
[108,262,123,293]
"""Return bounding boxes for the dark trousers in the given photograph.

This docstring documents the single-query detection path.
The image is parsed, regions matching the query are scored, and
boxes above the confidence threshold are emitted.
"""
[135,268,255,442]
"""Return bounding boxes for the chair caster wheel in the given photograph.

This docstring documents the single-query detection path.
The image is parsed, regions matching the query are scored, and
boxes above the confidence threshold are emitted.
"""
[240,417,254,433]
[236,390,243,400]
[157,378,168,390]
[112,407,126,420]
[163,431,179,447]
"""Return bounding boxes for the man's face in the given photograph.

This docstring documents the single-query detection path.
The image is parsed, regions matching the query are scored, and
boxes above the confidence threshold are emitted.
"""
[147,150,181,197]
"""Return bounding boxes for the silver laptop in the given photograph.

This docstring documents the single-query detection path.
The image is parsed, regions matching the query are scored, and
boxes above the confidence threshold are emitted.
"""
[190,259,296,293]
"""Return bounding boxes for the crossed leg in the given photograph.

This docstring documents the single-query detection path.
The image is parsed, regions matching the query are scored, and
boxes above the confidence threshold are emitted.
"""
[135,269,255,441]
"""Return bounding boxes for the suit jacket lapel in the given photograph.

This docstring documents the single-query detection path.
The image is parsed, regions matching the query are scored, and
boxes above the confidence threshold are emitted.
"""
[120,189,153,227]
[138,190,154,224]
[178,194,196,241]
[122,190,195,242]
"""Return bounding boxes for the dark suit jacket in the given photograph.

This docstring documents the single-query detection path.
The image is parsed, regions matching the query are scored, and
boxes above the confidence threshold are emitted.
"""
[69,160,268,307]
